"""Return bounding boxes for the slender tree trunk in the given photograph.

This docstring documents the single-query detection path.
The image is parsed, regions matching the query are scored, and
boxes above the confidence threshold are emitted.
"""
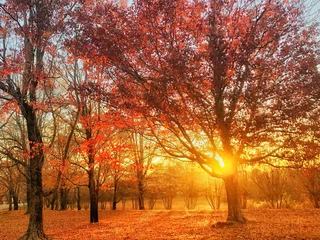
[223,173,246,223]
[25,177,31,214]
[138,180,145,210]
[88,157,98,223]
[13,192,19,210]
[50,190,57,210]
[77,187,81,210]
[242,190,248,209]
[8,192,12,211]
[60,188,68,210]
[112,179,118,210]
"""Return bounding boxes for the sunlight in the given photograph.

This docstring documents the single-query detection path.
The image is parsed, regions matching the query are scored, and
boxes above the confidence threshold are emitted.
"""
[215,153,225,168]
[206,151,226,169]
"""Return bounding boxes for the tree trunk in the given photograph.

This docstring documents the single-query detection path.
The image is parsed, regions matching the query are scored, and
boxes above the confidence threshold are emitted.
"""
[77,187,81,210]
[242,190,248,209]
[25,177,31,214]
[8,192,12,211]
[89,164,98,223]
[20,155,47,240]
[60,188,68,210]
[19,105,47,239]
[112,179,118,210]
[138,180,145,210]
[223,174,246,223]
[122,199,127,210]
[50,190,57,210]
[13,192,19,210]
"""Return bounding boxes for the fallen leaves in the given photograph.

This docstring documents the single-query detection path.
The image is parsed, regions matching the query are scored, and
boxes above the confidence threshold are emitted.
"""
[0,209,320,239]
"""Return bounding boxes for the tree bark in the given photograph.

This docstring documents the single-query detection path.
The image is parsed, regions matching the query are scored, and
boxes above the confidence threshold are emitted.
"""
[19,106,47,239]
[20,154,47,240]
[223,174,246,223]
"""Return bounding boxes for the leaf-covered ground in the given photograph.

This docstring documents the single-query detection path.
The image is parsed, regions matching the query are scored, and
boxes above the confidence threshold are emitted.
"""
[0,209,320,239]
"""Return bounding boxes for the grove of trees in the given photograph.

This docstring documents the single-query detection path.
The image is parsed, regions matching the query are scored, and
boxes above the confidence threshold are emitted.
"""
[0,0,319,239]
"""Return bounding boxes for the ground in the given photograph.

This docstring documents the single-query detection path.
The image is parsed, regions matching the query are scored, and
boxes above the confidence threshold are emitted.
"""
[0,209,320,239]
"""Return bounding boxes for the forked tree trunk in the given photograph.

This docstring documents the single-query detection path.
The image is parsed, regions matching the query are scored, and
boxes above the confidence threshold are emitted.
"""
[223,173,246,223]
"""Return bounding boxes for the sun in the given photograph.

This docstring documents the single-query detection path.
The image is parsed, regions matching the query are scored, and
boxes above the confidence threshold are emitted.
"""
[205,151,226,169]
[215,153,225,168]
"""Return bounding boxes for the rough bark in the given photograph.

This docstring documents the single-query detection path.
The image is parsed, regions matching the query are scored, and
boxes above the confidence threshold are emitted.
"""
[19,104,47,239]
[20,151,47,240]
[223,174,246,223]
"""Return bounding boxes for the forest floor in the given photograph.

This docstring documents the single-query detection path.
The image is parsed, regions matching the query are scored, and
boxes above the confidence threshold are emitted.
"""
[0,209,320,239]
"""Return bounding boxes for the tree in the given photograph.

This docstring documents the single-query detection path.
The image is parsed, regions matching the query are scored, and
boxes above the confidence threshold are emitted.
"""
[71,0,319,222]
[129,120,158,210]
[298,162,320,208]
[0,0,80,238]
[66,59,131,221]
[204,176,224,210]
[252,168,289,209]
[0,114,29,210]
[0,159,23,210]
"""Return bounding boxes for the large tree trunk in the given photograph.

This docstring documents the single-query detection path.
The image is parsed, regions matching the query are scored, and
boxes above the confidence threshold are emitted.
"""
[20,155,46,240]
[223,173,246,223]
[19,107,47,239]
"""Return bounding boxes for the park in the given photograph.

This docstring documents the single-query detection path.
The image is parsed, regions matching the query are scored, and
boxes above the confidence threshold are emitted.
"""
[0,0,320,239]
